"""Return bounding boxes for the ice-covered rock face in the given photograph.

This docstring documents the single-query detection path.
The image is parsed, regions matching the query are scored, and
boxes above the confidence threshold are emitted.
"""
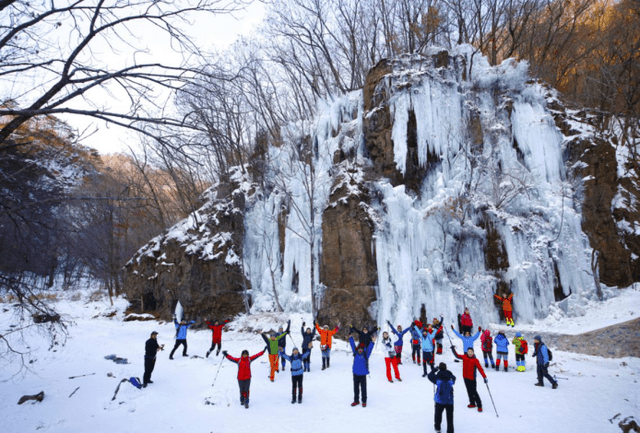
[362,47,595,328]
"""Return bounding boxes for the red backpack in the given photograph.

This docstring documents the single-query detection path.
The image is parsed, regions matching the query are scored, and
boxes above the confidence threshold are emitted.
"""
[482,335,493,352]
[520,339,528,354]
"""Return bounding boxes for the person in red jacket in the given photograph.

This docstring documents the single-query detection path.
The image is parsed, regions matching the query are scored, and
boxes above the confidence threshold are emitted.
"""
[460,308,473,334]
[205,318,230,358]
[451,345,487,413]
[223,348,266,409]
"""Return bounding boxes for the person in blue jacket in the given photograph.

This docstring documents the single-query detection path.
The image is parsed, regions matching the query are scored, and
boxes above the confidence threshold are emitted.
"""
[428,362,456,433]
[300,322,316,372]
[414,322,439,377]
[169,318,196,359]
[387,320,411,364]
[533,335,558,389]
[494,330,510,371]
[451,324,480,353]
[279,346,311,403]
[349,334,375,407]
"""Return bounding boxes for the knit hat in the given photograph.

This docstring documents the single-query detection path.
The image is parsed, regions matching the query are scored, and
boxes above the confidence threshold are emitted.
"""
[516,332,522,337]
[150,331,158,336]
[534,335,541,342]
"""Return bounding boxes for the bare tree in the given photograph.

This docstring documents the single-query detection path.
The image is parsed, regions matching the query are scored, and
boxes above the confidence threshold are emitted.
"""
[0,0,242,150]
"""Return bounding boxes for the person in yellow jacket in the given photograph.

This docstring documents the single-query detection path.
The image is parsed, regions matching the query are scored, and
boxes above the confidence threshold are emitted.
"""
[512,332,528,372]
[315,321,340,370]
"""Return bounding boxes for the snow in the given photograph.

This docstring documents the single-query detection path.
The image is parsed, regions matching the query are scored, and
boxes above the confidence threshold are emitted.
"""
[1,288,639,433]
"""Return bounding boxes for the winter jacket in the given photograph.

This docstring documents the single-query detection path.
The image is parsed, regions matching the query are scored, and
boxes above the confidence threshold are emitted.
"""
[315,324,339,348]
[350,325,378,347]
[494,293,514,312]
[452,347,487,381]
[433,317,444,340]
[388,321,411,347]
[480,330,493,353]
[225,350,265,380]
[381,336,396,357]
[280,351,310,376]
[409,325,422,344]
[460,312,473,328]
[277,321,291,348]
[494,333,510,353]
[452,328,480,352]
[206,319,229,343]
[512,335,528,354]
[145,338,160,358]
[174,319,195,340]
[261,331,287,355]
[533,339,550,365]
[428,368,456,405]
[349,336,374,375]
[301,326,316,350]
[417,326,439,352]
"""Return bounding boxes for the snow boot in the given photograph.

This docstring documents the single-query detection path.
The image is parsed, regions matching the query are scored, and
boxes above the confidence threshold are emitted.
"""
[298,394,302,404]
[535,382,543,387]
[552,382,558,389]
[362,403,367,407]
[478,407,483,412]
[485,362,488,368]
[468,404,476,408]
[245,398,250,408]
[206,350,211,358]
[351,401,360,407]
[292,397,296,404]
[216,349,220,356]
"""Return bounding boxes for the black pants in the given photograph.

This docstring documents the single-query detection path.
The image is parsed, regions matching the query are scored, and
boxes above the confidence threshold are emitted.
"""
[412,343,421,362]
[170,339,187,357]
[143,356,156,384]
[302,348,312,370]
[463,378,482,408]
[422,351,434,374]
[292,375,303,399]
[208,341,221,354]
[516,353,525,363]
[238,379,251,402]
[435,402,454,433]
[353,374,367,403]
[536,364,557,385]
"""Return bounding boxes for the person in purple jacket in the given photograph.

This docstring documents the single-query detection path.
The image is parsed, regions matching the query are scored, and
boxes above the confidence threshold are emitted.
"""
[387,320,411,364]
[349,334,375,407]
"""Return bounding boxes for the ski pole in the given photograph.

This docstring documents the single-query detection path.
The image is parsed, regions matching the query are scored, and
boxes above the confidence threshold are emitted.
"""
[288,331,299,348]
[211,357,225,388]
[554,375,569,380]
[485,381,499,418]
[69,373,96,379]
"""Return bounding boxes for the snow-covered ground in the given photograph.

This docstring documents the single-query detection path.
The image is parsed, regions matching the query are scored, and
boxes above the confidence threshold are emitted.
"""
[1,289,639,433]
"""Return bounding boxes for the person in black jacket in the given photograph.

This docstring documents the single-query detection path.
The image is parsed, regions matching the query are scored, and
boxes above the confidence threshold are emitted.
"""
[277,321,291,371]
[350,324,378,349]
[143,331,164,387]
[428,362,456,433]
[301,322,316,372]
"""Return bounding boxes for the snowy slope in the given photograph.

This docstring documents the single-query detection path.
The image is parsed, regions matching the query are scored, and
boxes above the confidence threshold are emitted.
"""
[1,289,639,433]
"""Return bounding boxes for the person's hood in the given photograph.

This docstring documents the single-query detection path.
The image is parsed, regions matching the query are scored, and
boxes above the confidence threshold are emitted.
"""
[534,335,542,343]
[483,330,491,338]
[436,369,454,381]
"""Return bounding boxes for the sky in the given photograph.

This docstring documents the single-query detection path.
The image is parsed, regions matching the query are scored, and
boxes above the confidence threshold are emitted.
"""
[68,1,266,156]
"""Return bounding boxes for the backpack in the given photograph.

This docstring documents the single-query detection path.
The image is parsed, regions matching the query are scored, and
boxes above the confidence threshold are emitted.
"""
[547,347,553,361]
[482,336,493,352]
[129,377,143,389]
[520,339,528,354]
[437,378,453,403]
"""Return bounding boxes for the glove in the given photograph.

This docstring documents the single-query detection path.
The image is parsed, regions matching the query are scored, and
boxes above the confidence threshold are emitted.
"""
[302,322,306,327]
[544,362,549,368]
[451,325,454,330]
[478,326,482,332]
[222,350,228,356]
[484,378,488,384]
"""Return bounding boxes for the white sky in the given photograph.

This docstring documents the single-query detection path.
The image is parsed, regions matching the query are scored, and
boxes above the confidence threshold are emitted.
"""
[68,1,266,155]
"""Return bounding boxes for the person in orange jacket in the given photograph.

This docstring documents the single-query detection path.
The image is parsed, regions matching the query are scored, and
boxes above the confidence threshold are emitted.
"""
[315,321,340,370]
[452,346,487,413]
[494,291,515,326]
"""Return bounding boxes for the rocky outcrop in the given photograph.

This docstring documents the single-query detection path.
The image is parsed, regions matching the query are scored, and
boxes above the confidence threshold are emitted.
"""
[123,178,249,321]
[318,172,377,331]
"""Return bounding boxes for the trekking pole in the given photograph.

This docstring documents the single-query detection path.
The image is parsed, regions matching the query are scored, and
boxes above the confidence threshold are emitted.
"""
[554,375,569,381]
[69,373,96,379]
[288,331,299,348]
[485,382,499,418]
[211,357,225,388]
[443,325,460,362]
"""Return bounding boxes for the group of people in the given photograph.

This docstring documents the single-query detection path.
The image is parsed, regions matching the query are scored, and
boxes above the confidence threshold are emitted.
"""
[141,304,558,426]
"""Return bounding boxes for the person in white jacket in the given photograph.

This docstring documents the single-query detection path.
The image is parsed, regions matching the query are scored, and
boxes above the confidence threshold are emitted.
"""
[381,331,401,382]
